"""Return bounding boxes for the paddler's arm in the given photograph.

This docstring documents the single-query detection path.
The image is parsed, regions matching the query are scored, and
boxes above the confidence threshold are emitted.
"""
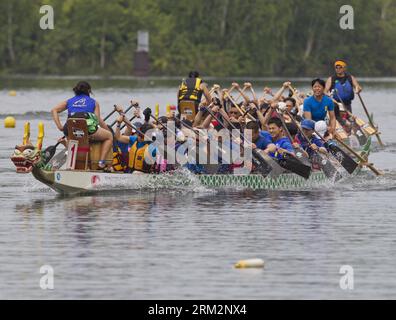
[114,115,130,144]
[271,82,291,102]
[260,102,277,129]
[351,75,362,93]
[51,101,67,132]
[202,105,220,129]
[193,105,206,127]
[95,102,110,131]
[218,106,231,124]
[250,103,266,130]
[200,82,212,106]
[324,77,332,95]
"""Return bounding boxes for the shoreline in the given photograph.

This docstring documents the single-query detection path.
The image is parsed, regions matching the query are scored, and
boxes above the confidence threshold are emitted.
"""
[2,74,396,83]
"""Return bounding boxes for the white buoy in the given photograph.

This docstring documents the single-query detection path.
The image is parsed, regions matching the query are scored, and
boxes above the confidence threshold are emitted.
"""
[234,258,265,269]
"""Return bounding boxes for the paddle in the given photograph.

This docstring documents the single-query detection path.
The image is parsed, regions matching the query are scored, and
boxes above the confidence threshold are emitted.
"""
[119,104,140,130]
[43,102,136,164]
[224,90,256,122]
[247,83,259,106]
[334,135,383,176]
[234,83,249,102]
[332,90,368,145]
[313,129,358,174]
[120,115,137,131]
[286,111,339,179]
[205,105,276,177]
[273,109,312,179]
[356,92,384,147]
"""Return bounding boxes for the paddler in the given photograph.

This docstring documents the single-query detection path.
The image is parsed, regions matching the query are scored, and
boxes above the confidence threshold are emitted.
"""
[266,117,295,160]
[294,119,327,157]
[177,71,212,120]
[325,60,362,113]
[114,115,156,173]
[51,81,113,170]
[303,79,336,135]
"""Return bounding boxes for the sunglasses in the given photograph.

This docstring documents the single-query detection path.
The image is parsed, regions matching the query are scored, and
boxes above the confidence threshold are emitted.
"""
[335,65,344,69]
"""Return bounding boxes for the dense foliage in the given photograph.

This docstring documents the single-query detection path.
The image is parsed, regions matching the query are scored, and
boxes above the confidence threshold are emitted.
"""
[1,0,396,77]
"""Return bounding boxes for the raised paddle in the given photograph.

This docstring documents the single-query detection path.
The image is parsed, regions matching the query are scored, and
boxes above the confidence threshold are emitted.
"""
[247,83,259,105]
[224,90,256,122]
[313,129,359,174]
[334,135,383,176]
[356,92,384,147]
[120,104,141,130]
[234,84,249,102]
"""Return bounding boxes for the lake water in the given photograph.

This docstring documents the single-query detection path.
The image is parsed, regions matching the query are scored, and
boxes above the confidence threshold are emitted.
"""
[0,79,396,299]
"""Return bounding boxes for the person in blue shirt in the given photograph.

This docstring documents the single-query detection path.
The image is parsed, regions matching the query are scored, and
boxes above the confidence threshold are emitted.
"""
[245,121,275,151]
[295,119,328,158]
[303,78,336,135]
[259,130,273,142]
[266,117,295,160]
[325,60,362,113]
[51,81,113,169]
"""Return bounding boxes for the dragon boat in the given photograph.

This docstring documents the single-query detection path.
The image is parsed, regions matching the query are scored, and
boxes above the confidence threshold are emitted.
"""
[10,119,372,196]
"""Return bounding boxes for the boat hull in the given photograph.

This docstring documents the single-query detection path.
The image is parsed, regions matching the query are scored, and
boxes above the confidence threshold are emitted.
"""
[32,166,332,195]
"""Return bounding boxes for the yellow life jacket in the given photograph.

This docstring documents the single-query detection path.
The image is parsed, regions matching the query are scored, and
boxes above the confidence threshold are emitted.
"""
[128,141,152,172]
[178,77,203,102]
[112,146,125,172]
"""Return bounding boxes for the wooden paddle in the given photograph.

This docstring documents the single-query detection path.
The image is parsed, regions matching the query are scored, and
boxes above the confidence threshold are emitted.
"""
[357,92,384,147]
[313,129,359,174]
[224,90,256,121]
[330,94,368,145]
[247,83,259,105]
[334,136,383,176]
[234,83,249,102]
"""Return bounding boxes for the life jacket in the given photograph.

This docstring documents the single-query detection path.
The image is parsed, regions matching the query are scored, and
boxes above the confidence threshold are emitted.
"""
[67,94,96,116]
[128,140,152,173]
[178,78,203,103]
[112,145,125,172]
[331,74,354,104]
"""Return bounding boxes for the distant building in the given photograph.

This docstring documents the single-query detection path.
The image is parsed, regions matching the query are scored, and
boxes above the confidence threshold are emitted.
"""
[134,30,149,77]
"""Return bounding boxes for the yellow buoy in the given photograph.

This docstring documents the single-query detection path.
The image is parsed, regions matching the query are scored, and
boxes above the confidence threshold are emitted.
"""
[234,259,265,269]
[9,90,17,97]
[4,116,16,128]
